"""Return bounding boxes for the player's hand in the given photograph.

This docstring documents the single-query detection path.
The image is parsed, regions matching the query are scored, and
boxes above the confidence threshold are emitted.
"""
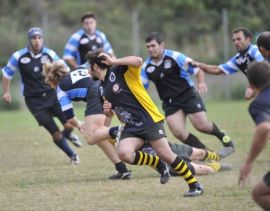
[239,162,252,187]
[2,92,12,103]
[103,100,114,117]
[98,53,114,66]
[245,87,255,100]
[188,60,201,68]
[196,83,208,94]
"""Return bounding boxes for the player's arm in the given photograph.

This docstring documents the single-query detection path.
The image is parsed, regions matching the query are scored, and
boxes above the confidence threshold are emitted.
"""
[67,116,84,132]
[63,33,80,70]
[2,53,20,103]
[2,76,12,103]
[239,122,270,185]
[99,52,142,68]
[195,69,208,93]
[65,58,78,70]
[191,61,224,75]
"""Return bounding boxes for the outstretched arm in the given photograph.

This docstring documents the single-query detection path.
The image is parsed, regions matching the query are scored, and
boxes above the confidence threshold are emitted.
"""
[99,52,142,68]
[239,122,270,186]
[191,61,224,75]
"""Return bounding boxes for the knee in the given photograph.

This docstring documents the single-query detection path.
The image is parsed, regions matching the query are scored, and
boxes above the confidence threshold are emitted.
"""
[118,150,133,164]
[52,131,63,142]
[85,136,96,145]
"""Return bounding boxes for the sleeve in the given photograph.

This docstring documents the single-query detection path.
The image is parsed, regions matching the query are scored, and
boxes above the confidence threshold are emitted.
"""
[99,31,114,54]
[49,49,61,62]
[140,62,150,89]
[250,47,264,61]
[63,31,81,60]
[1,51,20,80]
[170,51,198,75]
[57,86,74,119]
[249,101,270,125]
[218,56,240,75]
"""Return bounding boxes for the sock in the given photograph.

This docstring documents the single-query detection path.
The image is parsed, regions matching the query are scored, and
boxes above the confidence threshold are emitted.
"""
[54,137,75,158]
[206,162,221,172]
[115,162,129,173]
[184,133,207,149]
[201,150,220,161]
[170,156,198,189]
[210,123,232,147]
[133,151,161,168]
[62,129,72,139]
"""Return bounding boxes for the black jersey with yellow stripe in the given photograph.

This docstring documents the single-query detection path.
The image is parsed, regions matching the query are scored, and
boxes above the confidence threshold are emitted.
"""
[100,65,164,132]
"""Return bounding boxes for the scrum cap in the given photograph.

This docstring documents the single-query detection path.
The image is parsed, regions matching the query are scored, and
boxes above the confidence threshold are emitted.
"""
[28,27,43,39]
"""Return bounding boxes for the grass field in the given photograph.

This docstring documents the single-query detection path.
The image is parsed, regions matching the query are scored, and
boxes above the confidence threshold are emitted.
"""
[0,101,269,211]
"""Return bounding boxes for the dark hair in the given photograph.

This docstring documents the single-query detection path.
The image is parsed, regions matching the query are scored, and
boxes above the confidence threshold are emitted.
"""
[247,61,270,89]
[145,32,163,44]
[257,31,270,51]
[85,49,110,69]
[232,27,252,39]
[81,12,96,22]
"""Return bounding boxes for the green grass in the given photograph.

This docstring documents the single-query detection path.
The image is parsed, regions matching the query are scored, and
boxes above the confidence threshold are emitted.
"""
[0,101,268,210]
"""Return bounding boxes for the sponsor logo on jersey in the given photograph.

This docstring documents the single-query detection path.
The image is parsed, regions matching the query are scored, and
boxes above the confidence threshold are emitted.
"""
[99,86,104,97]
[112,83,123,94]
[164,59,172,69]
[146,66,155,73]
[158,129,164,135]
[34,66,40,72]
[96,37,102,44]
[80,38,89,45]
[109,72,116,82]
[91,45,98,50]
[41,55,49,64]
[20,57,31,64]
[160,72,165,79]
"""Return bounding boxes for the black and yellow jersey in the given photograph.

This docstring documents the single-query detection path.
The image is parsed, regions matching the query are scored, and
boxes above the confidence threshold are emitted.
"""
[99,65,164,132]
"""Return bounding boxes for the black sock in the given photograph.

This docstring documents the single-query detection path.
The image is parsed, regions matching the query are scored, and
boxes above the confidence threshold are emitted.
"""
[115,162,128,173]
[62,129,72,139]
[54,137,75,158]
[210,123,224,140]
[210,123,232,147]
[184,133,207,149]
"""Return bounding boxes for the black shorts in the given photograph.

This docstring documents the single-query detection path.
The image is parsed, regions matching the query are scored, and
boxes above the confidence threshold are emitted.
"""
[25,91,67,131]
[169,142,193,160]
[85,82,103,116]
[162,88,206,117]
[120,121,167,141]
[263,171,270,187]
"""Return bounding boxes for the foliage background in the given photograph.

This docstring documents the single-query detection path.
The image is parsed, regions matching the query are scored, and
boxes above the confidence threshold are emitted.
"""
[0,0,269,108]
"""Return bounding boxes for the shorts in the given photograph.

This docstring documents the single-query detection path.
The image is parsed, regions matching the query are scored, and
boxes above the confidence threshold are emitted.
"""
[162,88,206,117]
[263,171,270,187]
[25,91,67,133]
[85,81,103,116]
[169,142,193,160]
[120,121,167,141]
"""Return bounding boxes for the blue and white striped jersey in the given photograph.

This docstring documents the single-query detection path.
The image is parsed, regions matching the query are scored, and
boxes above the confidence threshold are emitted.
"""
[2,47,60,97]
[57,67,98,119]
[141,49,199,101]
[219,44,264,75]
[63,29,114,65]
